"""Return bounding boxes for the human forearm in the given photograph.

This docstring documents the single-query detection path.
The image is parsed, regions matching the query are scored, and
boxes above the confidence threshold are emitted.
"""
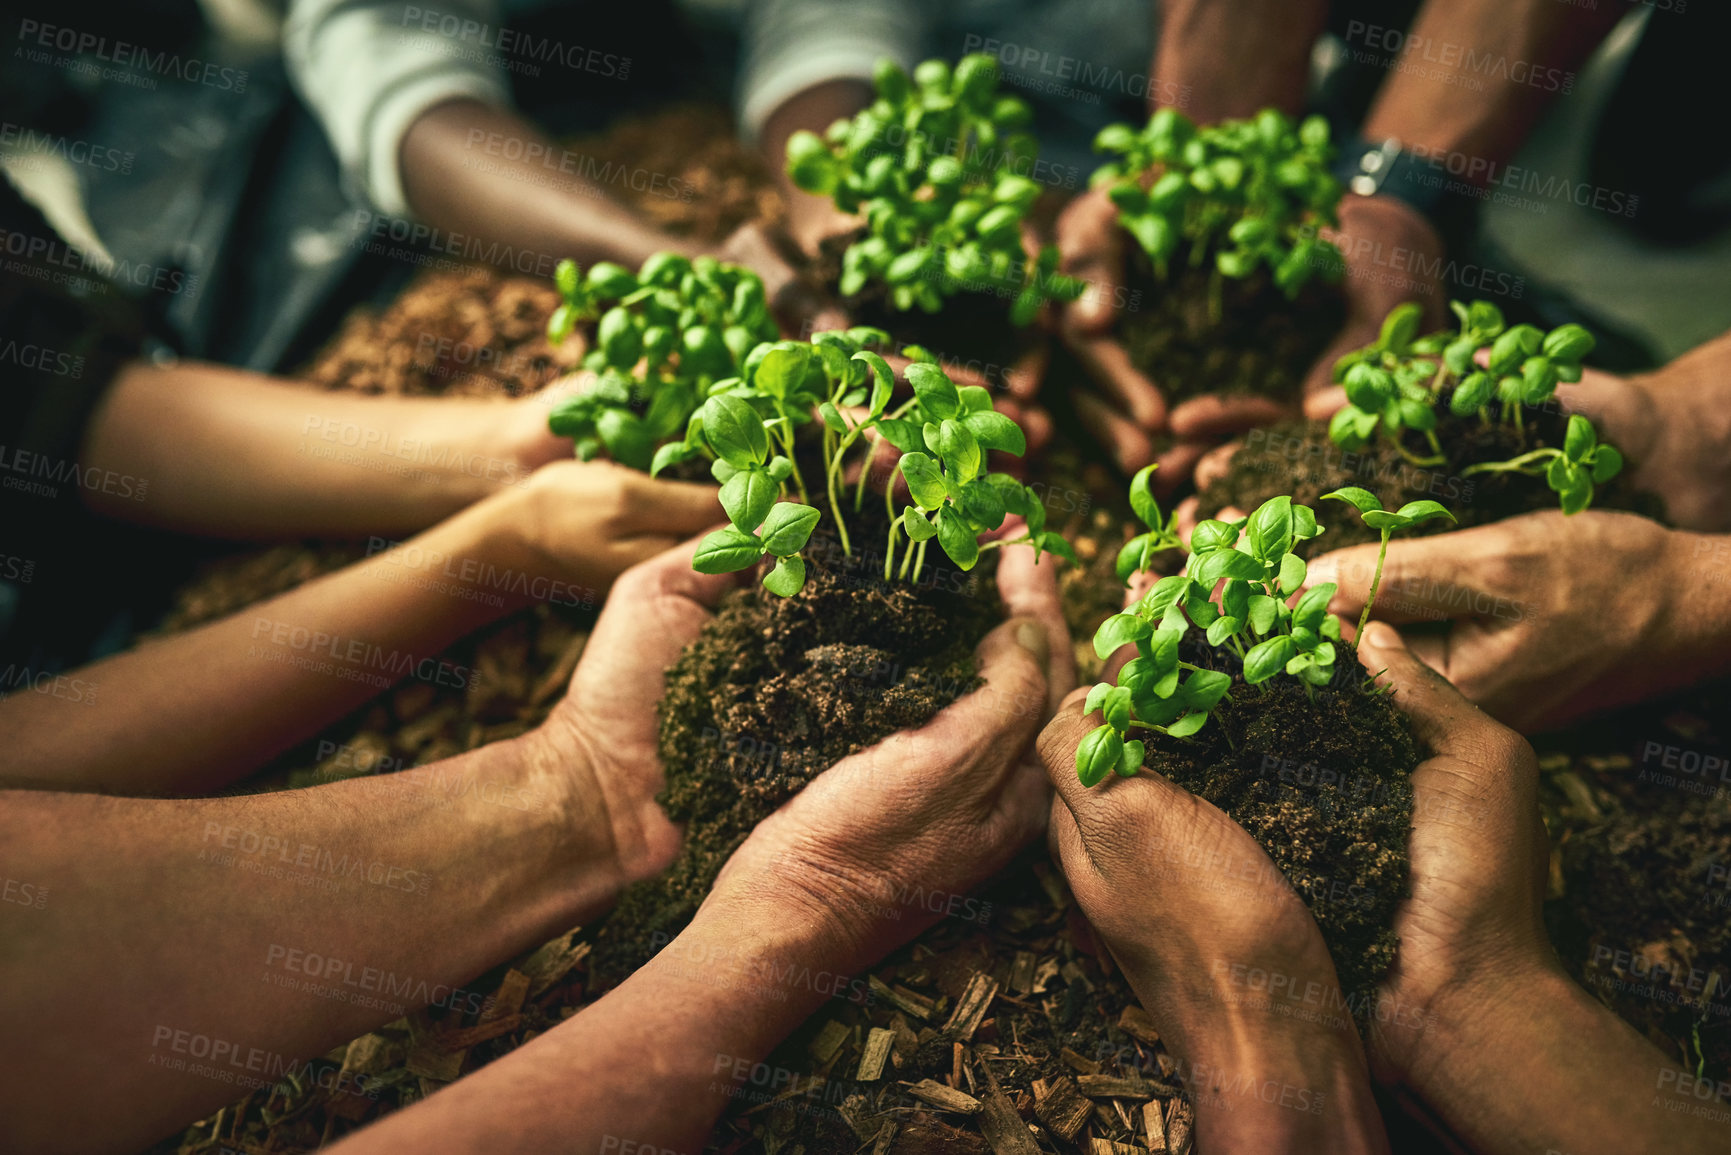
[1360,0,1625,173]
[325,892,852,1155]
[761,79,872,256]
[1154,0,1328,121]
[0,737,612,1155]
[0,496,535,795]
[400,100,696,272]
[81,360,551,539]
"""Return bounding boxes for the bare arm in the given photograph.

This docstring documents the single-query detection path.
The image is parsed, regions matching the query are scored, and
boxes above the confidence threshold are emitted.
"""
[1154,0,1330,121]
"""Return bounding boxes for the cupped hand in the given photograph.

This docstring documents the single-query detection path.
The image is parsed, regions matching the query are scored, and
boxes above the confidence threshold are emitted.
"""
[1306,509,1730,733]
[1300,195,1445,422]
[706,540,1072,969]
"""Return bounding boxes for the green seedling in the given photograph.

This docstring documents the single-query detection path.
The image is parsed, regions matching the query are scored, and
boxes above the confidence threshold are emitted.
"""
[786,54,1084,323]
[545,252,779,470]
[1459,413,1623,515]
[1114,463,1184,582]
[1075,493,1352,787]
[1326,299,1622,513]
[1320,488,1456,637]
[1090,107,1344,319]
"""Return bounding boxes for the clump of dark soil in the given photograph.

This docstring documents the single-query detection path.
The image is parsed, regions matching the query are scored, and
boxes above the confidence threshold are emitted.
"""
[1143,639,1419,1014]
[1198,403,1658,556]
[1119,253,1344,404]
[591,509,1001,985]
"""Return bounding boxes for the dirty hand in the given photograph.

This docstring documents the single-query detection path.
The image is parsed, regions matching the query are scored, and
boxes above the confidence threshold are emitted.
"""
[1306,510,1731,732]
[707,540,1072,971]
[1038,680,1388,1153]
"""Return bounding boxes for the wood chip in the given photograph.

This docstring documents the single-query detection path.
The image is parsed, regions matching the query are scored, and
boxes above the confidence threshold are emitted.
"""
[405,1040,465,1082]
[1030,957,1059,995]
[436,1013,522,1052]
[1166,1099,1194,1155]
[1033,1076,1092,1141]
[528,630,588,706]
[1078,1075,1159,1102]
[945,973,1000,1041]
[483,969,530,1021]
[905,1079,982,1115]
[869,975,935,1020]
[974,1058,1040,1155]
[1089,1140,1141,1155]
[1142,1099,1168,1152]
[1008,951,1036,996]
[1117,1005,1161,1046]
[519,928,589,997]
[890,1013,920,1064]
[1060,1046,1101,1075]
[340,1034,396,1076]
[869,1122,897,1155]
[857,1028,896,1081]
[809,1020,849,1065]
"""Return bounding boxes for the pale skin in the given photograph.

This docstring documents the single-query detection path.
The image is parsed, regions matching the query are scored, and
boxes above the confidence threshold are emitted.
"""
[298,541,1073,1155]
[0,459,719,795]
[1058,0,1626,484]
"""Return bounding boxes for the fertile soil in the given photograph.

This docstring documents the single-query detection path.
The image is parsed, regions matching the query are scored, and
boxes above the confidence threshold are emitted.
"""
[1197,404,1656,556]
[591,506,1000,985]
[1147,640,1417,1016]
[1119,250,1344,404]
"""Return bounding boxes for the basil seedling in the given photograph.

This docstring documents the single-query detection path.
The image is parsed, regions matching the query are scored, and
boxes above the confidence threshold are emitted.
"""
[787,54,1083,323]
[545,252,779,469]
[1091,107,1344,320]
[1320,487,1456,636]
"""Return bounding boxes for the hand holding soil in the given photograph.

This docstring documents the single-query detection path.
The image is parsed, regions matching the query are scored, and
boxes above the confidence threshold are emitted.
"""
[705,542,1072,970]
[1307,510,1731,733]
[1039,689,1392,1154]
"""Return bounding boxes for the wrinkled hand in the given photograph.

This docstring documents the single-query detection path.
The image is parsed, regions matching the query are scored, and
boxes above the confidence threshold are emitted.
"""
[708,541,1072,968]
[1558,330,1731,532]
[1300,195,1446,421]
[1307,510,1731,732]
[502,458,721,596]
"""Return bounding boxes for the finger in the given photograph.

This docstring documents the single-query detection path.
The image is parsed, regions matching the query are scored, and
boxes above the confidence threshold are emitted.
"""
[1074,391,1154,473]
[1355,621,1533,775]
[1299,324,1376,419]
[1301,383,1348,423]
[917,614,1053,767]
[996,540,1075,712]
[1063,329,1167,431]
[1306,537,1486,626]
[620,471,725,533]
[1036,696,1193,826]
[1151,439,1212,494]
[1193,439,1244,491]
[1003,341,1049,402]
[1057,195,1127,334]
[606,529,742,614]
[1173,496,1201,544]
[1168,393,1294,440]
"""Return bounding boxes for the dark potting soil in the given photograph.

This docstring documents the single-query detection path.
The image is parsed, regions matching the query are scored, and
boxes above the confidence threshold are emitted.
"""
[1119,250,1344,404]
[590,505,1002,986]
[1145,639,1419,1017]
[1197,403,1659,556]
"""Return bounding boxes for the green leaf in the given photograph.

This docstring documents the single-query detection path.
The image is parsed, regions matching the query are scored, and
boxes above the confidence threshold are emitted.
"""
[960,410,1027,455]
[1037,532,1078,564]
[1247,496,1294,559]
[1243,636,1298,684]
[1101,686,1134,731]
[1378,302,1422,354]
[1563,414,1597,461]
[930,419,983,482]
[1322,487,1383,515]
[853,351,895,415]
[906,362,960,421]
[554,259,580,300]
[650,441,693,478]
[1362,510,1409,532]
[1093,614,1150,660]
[761,554,807,597]
[1343,364,1395,412]
[1115,533,1155,583]
[902,506,939,542]
[1205,616,1240,647]
[1128,463,1161,529]
[720,469,778,533]
[1180,669,1232,711]
[1591,445,1623,484]
[1117,739,1145,777]
[936,506,981,571]
[1165,711,1208,738]
[818,401,848,432]
[596,408,652,470]
[1084,682,1114,717]
[1293,583,1336,628]
[1393,500,1456,526]
[1248,594,1280,635]
[767,456,793,482]
[753,343,813,400]
[547,395,594,439]
[1450,371,1494,415]
[597,306,642,368]
[957,479,1007,530]
[693,527,763,574]
[1557,465,1594,515]
[1542,323,1595,362]
[899,452,949,510]
[700,395,769,468]
[1077,725,1124,788]
[1190,519,1239,553]
[1192,548,1264,587]
[759,503,822,557]
[875,418,925,453]
[1277,551,1307,594]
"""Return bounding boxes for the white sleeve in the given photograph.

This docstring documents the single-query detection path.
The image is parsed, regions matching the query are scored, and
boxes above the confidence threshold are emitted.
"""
[284,0,512,217]
[737,0,929,143]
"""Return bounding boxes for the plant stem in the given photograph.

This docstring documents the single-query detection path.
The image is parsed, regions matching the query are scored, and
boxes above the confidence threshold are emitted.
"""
[1460,448,1556,478]
[884,487,900,582]
[1358,530,1390,640]
[1207,269,1224,326]
[911,539,929,584]
[1391,440,1446,468]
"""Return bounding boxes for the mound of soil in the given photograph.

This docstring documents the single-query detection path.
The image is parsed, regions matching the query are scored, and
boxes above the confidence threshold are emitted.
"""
[1146,640,1418,1014]
[1197,404,1657,556]
[1119,253,1344,404]
[591,507,1001,985]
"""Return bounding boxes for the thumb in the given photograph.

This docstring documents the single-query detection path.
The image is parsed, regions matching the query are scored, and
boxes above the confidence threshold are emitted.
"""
[1308,537,1481,626]
[1300,326,1375,421]
[1356,621,1513,764]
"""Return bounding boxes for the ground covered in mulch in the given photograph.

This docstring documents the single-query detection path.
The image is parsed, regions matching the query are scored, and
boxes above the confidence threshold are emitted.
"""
[142,103,1729,1155]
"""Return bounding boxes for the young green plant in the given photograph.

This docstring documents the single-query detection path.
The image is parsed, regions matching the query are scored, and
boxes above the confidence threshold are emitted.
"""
[786,54,1083,322]
[1319,488,1456,637]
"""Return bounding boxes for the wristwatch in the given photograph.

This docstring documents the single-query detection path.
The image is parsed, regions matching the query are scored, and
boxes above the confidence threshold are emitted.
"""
[1332,134,1481,240]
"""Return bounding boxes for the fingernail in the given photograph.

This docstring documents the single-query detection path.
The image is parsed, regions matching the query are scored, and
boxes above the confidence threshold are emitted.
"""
[1015,619,1050,665]
[1362,621,1402,650]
